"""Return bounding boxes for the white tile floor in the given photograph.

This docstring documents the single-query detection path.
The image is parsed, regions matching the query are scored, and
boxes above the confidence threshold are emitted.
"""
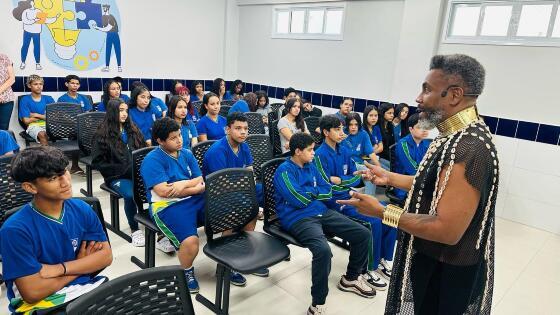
[1,171,559,314]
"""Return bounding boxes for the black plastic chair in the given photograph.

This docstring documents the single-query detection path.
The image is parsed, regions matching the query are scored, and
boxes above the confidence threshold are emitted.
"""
[304,116,320,133]
[267,107,278,123]
[221,100,236,107]
[93,102,100,112]
[219,105,231,118]
[246,134,272,181]
[196,168,290,315]
[66,265,194,315]
[245,112,266,134]
[45,102,82,154]
[165,93,173,105]
[192,140,216,173]
[99,182,130,243]
[192,100,203,114]
[269,119,282,157]
[309,130,323,146]
[0,155,33,225]
[84,95,93,110]
[16,95,37,146]
[77,112,105,197]
[385,144,405,207]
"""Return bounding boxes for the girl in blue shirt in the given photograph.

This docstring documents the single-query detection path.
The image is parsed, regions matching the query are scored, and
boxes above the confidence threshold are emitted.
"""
[392,103,410,143]
[211,78,233,102]
[229,79,244,101]
[128,86,163,146]
[190,80,205,102]
[97,79,121,112]
[176,86,200,122]
[168,95,198,149]
[196,92,227,141]
[363,105,389,171]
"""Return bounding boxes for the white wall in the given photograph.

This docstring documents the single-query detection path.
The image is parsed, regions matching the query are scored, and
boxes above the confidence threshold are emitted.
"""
[237,0,405,101]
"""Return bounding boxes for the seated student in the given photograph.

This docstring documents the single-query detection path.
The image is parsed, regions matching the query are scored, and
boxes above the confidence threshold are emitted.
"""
[140,118,206,293]
[362,106,385,169]
[335,98,354,126]
[97,79,121,112]
[113,76,130,103]
[229,79,244,101]
[131,81,168,117]
[168,95,198,149]
[57,75,92,111]
[273,133,374,315]
[392,103,410,143]
[169,80,183,98]
[344,113,381,196]
[202,112,269,283]
[376,103,396,168]
[175,86,200,123]
[277,87,297,118]
[91,98,146,247]
[19,75,84,174]
[196,92,227,141]
[0,147,112,314]
[301,99,322,119]
[278,98,309,154]
[227,92,257,115]
[255,90,271,133]
[128,85,164,146]
[393,113,429,200]
[211,78,233,102]
[0,130,20,157]
[190,80,205,102]
[315,115,396,289]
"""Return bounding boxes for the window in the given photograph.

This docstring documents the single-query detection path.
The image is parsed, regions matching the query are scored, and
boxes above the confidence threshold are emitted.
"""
[443,1,560,46]
[272,3,346,40]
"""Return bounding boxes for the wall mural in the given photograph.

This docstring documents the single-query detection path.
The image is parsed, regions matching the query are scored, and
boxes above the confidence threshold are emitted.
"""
[12,0,122,72]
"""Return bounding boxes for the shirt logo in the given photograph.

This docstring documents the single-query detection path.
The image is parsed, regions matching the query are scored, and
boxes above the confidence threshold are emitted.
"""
[313,176,317,187]
[356,144,361,151]
[152,113,156,121]
[71,238,79,252]
[343,164,348,175]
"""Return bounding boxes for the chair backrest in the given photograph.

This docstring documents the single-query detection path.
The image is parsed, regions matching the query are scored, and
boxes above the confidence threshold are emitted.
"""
[0,156,33,223]
[269,119,282,156]
[219,105,231,117]
[16,95,27,130]
[165,93,173,105]
[66,265,194,315]
[132,147,155,212]
[93,102,101,112]
[304,116,320,133]
[246,134,272,180]
[204,168,258,239]
[261,158,286,227]
[309,130,323,146]
[85,95,94,108]
[192,100,203,114]
[268,108,278,123]
[389,143,397,172]
[245,112,266,134]
[77,112,105,156]
[46,102,82,140]
[270,103,283,113]
[221,100,236,107]
[191,140,216,172]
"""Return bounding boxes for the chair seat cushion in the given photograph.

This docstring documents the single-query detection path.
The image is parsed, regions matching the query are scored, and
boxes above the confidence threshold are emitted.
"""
[203,231,290,274]
[134,212,159,232]
[79,155,93,166]
[263,222,302,247]
[100,183,122,197]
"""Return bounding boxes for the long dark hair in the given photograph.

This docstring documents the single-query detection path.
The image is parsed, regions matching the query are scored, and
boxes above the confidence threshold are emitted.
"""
[377,102,395,140]
[191,80,204,96]
[168,95,193,127]
[395,103,410,137]
[211,78,225,96]
[284,98,305,132]
[200,92,220,117]
[95,99,145,154]
[255,90,269,108]
[129,86,151,110]
[345,112,362,132]
[229,79,244,96]
[362,105,378,131]
[101,79,119,107]
[169,80,183,95]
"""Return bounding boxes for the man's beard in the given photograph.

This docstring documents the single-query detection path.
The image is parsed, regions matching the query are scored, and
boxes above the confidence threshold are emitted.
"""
[418,108,444,130]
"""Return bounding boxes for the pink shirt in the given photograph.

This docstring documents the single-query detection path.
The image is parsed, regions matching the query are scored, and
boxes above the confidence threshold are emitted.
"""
[0,54,15,103]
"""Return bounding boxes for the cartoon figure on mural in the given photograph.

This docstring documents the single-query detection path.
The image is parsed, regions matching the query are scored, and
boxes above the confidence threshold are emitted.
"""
[11,0,122,72]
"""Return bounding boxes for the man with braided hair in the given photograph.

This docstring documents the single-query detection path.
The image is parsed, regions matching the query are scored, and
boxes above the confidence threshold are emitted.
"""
[338,54,498,315]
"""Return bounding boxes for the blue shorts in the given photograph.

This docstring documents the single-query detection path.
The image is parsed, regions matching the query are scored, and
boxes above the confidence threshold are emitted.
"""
[151,194,205,249]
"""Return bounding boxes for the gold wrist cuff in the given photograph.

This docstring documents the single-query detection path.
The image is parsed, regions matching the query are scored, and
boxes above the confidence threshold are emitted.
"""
[382,204,404,228]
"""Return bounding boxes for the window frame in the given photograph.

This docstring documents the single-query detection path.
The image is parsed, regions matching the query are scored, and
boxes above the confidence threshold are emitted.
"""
[271,2,346,40]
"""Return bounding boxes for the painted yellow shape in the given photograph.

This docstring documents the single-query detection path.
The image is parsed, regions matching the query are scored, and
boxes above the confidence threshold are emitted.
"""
[35,0,80,48]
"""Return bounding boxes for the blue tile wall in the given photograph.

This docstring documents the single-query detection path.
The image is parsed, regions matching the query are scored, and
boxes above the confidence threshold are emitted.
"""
[13,76,24,93]
[128,78,140,89]
[267,86,276,99]
[245,83,253,93]
[140,78,153,91]
[536,124,560,145]
[515,121,539,141]
[120,78,129,91]
[184,80,193,91]
[332,95,343,108]
[354,98,367,113]
[87,77,102,92]
[43,77,58,92]
[322,94,333,108]
[153,79,164,92]
[496,118,518,138]
[482,116,498,134]
[275,87,284,99]
[204,80,213,91]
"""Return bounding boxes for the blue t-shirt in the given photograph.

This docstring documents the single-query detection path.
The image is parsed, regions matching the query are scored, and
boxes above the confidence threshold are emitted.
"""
[0,130,19,156]
[394,134,430,200]
[366,125,383,146]
[140,147,202,205]
[57,93,92,111]
[202,136,253,176]
[335,112,347,126]
[119,94,130,103]
[187,110,200,123]
[97,94,130,112]
[223,91,234,101]
[228,100,250,115]
[129,106,163,142]
[196,115,226,140]
[18,94,55,119]
[180,123,198,149]
[344,129,374,164]
[394,123,402,143]
[191,94,202,102]
[151,97,168,114]
[0,199,107,308]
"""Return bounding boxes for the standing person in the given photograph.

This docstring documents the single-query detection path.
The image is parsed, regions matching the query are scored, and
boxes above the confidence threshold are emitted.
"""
[94,4,122,72]
[0,53,15,130]
[393,103,410,143]
[338,54,498,315]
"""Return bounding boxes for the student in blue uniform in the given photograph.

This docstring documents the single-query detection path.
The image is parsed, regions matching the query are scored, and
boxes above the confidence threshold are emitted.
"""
[229,79,244,101]
[196,92,227,141]
[0,147,112,314]
[97,79,121,112]
[228,99,250,115]
[0,130,19,157]
[211,78,233,102]
[112,76,130,103]
[392,103,410,143]
[344,113,381,195]
[131,81,168,116]
[273,133,374,315]
[393,113,430,200]
[335,98,353,126]
[315,115,396,289]
[128,85,163,146]
[57,75,92,111]
[175,86,200,123]
[377,103,396,165]
[190,80,205,102]
[362,106,386,167]
[168,95,198,149]
[140,118,206,293]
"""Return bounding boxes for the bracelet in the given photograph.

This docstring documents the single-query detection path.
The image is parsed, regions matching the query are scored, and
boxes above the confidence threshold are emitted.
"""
[61,262,67,275]
[382,204,405,228]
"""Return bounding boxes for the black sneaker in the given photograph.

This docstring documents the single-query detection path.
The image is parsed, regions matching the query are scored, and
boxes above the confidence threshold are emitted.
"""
[362,271,387,290]
[337,275,376,298]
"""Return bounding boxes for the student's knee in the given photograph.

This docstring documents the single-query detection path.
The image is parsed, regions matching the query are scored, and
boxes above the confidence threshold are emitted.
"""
[181,236,199,251]
[37,131,48,145]
[244,217,257,231]
[310,239,332,260]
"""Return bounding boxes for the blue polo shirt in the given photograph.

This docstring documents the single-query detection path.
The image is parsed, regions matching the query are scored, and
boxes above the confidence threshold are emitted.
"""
[0,199,107,310]
[394,134,430,200]
[196,115,226,140]
[335,112,347,126]
[0,130,19,156]
[180,122,198,149]
[18,94,54,119]
[129,106,163,142]
[202,136,253,176]
[57,93,92,111]
[314,142,361,198]
[366,125,383,146]
[119,94,130,103]
[228,100,250,115]
[344,129,374,164]
[151,96,168,114]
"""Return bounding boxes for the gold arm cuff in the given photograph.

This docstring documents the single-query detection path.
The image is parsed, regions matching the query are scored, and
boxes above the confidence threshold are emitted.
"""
[382,204,404,228]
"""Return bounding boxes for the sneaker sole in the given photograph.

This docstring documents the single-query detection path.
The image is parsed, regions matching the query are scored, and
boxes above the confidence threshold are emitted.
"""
[337,282,376,298]
[230,280,247,287]
[378,271,391,281]
[251,272,270,277]
[188,287,200,294]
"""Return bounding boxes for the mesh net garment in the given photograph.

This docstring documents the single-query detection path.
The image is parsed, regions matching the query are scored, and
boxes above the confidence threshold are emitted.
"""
[385,120,498,315]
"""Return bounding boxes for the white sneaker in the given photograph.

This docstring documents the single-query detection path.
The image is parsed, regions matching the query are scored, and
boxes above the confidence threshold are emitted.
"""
[131,230,145,247]
[101,66,109,72]
[156,236,176,253]
[337,275,376,298]
[362,271,387,290]
[379,259,392,280]
[20,63,26,70]
[307,304,326,315]
[35,63,42,70]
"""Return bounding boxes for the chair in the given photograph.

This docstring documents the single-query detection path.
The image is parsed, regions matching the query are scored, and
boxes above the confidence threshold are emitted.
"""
[304,116,320,133]
[270,103,284,115]
[66,265,194,315]
[93,102,101,112]
[191,140,216,172]
[309,130,323,146]
[269,119,282,156]
[165,93,173,105]
[245,112,266,134]
[267,107,278,123]
[192,100,203,114]
[45,102,82,154]
[100,182,131,243]
[0,155,33,225]
[16,95,36,146]
[219,105,231,118]
[77,112,105,197]
[246,134,272,180]
[85,95,94,109]
[221,100,236,107]
[385,143,405,207]
[196,168,290,315]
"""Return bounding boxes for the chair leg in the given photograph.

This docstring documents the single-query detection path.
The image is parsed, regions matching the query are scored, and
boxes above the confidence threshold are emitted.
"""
[130,227,154,269]
[80,165,93,197]
[196,264,231,314]
[104,196,132,243]
[222,268,231,315]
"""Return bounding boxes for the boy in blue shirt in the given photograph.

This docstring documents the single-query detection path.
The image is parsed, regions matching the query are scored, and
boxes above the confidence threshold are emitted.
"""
[57,75,92,111]
[393,113,430,200]
[202,112,267,281]
[274,133,374,315]
[0,130,20,157]
[315,115,396,289]
[0,147,112,314]
[140,118,206,293]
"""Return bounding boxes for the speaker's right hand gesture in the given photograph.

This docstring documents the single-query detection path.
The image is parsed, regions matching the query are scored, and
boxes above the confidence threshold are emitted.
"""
[357,160,390,186]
